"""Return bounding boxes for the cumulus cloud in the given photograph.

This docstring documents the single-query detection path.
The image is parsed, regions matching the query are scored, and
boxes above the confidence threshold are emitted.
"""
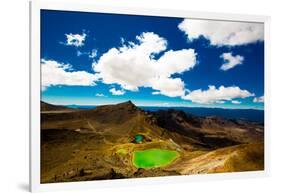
[92,32,197,97]
[182,85,254,104]
[231,100,242,104]
[96,93,105,97]
[64,32,87,47]
[109,88,125,95]
[41,59,97,91]
[178,19,264,46]
[253,96,264,103]
[150,76,186,97]
[220,52,244,71]
[89,49,98,59]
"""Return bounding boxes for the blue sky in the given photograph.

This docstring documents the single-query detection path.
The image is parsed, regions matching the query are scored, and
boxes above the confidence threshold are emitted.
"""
[41,10,264,109]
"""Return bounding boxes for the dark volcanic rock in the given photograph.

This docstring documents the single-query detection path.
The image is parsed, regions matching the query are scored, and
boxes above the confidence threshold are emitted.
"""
[153,109,263,148]
[154,109,203,139]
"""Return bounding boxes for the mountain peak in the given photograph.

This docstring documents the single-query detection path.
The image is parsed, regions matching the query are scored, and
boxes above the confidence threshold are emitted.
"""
[41,101,72,111]
[93,101,138,114]
[125,100,134,105]
[117,100,137,109]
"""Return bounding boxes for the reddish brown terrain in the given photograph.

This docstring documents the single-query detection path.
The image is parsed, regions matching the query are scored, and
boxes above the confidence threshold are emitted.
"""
[41,101,264,183]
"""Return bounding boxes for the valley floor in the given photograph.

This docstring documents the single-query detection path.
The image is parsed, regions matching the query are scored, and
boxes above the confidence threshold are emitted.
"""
[41,129,264,183]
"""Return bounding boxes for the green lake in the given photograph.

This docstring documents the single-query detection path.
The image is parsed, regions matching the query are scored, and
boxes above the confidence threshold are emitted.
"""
[133,149,179,169]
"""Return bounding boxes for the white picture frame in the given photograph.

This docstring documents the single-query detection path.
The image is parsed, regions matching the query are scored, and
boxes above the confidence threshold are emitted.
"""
[30,0,271,192]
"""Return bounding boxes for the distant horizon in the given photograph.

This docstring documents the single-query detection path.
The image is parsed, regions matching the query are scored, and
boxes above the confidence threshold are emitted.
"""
[42,100,264,111]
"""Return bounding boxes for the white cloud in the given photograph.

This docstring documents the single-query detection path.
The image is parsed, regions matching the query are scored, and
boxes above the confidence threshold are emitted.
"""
[120,37,126,44]
[96,93,105,97]
[109,88,125,95]
[215,100,225,104]
[89,49,98,58]
[41,59,97,91]
[182,85,254,104]
[150,76,186,97]
[220,52,244,71]
[152,91,161,95]
[64,33,86,47]
[77,49,98,59]
[92,32,197,97]
[253,96,264,103]
[156,49,197,76]
[178,19,264,46]
[77,50,88,57]
[231,100,242,104]
[154,102,170,107]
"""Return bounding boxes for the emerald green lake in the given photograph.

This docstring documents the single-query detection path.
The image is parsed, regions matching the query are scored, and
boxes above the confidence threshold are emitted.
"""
[133,149,179,169]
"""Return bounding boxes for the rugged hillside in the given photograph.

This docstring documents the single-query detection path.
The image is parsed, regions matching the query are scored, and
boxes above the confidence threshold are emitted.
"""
[42,101,159,138]
[154,109,264,148]
[41,101,186,182]
[41,101,74,111]
[40,101,264,183]
[166,143,264,175]
[41,101,197,145]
